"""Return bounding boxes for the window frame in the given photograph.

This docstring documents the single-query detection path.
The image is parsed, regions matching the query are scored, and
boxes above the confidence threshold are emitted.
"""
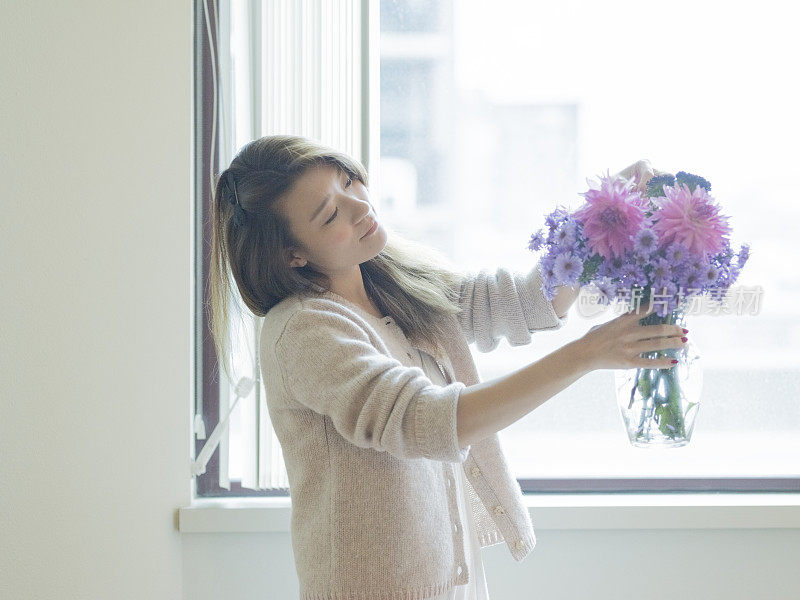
[193,0,800,499]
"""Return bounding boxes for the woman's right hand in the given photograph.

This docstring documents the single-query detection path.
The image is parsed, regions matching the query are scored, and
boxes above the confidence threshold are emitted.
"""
[576,303,688,371]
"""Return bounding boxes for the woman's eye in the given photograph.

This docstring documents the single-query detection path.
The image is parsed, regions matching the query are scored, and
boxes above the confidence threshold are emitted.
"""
[323,177,351,224]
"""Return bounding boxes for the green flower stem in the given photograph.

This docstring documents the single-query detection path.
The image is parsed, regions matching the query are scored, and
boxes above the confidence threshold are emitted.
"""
[661,367,687,438]
[635,376,655,436]
[629,300,689,441]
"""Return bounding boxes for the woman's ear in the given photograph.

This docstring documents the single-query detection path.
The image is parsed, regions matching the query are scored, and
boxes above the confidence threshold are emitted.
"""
[284,245,307,269]
[288,253,307,268]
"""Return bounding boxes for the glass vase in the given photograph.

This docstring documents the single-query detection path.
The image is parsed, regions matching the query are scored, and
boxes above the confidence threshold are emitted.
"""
[614,307,703,448]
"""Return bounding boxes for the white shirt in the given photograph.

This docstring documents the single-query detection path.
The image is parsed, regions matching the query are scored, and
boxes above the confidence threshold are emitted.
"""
[416,348,491,600]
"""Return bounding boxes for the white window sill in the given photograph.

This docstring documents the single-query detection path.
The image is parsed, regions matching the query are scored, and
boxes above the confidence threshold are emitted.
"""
[178,493,800,533]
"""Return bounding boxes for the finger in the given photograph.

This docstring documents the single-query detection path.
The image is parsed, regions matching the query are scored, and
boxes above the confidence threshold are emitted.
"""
[634,356,678,369]
[625,302,656,320]
[638,169,656,192]
[617,161,642,181]
[639,324,685,339]
[631,335,686,354]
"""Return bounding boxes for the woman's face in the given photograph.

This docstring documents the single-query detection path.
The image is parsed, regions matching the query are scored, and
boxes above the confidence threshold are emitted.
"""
[278,164,386,276]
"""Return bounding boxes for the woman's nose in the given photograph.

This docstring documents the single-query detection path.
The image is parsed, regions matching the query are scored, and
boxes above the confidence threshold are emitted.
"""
[354,202,371,223]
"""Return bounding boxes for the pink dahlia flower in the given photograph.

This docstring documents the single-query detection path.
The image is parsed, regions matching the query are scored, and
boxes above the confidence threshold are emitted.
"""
[573,171,649,260]
[652,183,731,256]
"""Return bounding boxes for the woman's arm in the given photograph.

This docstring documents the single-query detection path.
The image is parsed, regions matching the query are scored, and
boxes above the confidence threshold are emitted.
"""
[454,260,568,353]
[456,339,589,447]
[550,282,580,319]
[455,304,687,447]
[275,306,472,463]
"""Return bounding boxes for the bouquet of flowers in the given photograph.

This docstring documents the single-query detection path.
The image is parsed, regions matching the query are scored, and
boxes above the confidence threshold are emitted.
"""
[528,169,751,446]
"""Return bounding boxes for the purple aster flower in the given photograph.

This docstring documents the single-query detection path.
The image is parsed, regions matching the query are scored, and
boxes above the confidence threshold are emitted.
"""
[544,205,569,231]
[687,254,710,272]
[665,241,689,264]
[651,276,669,295]
[712,264,729,287]
[554,251,583,285]
[682,268,704,290]
[540,256,558,286]
[673,259,692,278]
[601,255,626,279]
[710,250,728,269]
[737,243,750,268]
[716,238,733,261]
[596,261,613,279]
[650,257,672,281]
[633,227,659,256]
[702,265,719,285]
[622,264,647,288]
[594,276,618,305]
[555,219,578,247]
[570,239,589,260]
[528,229,546,251]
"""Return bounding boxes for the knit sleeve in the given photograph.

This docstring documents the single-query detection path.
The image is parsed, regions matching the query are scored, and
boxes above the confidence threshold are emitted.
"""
[275,307,471,464]
[455,257,568,353]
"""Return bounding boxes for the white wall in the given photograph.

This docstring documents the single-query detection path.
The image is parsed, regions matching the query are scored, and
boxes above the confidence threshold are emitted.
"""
[1,2,191,598]
[2,3,798,600]
[183,527,800,600]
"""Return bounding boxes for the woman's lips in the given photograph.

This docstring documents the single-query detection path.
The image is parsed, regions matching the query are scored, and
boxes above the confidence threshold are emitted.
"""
[361,218,377,239]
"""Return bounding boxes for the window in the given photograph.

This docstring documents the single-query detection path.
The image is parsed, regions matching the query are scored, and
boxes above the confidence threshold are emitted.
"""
[194,0,799,498]
[377,0,799,492]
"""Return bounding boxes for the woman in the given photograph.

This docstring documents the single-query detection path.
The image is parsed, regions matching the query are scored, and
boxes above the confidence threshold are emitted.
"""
[209,135,686,599]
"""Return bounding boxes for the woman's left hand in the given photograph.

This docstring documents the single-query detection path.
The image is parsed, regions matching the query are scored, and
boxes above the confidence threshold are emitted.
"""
[615,159,667,194]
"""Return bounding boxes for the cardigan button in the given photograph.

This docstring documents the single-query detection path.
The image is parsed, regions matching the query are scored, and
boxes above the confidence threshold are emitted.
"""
[515,539,525,551]
[471,466,481,477]
[493,505,505,516]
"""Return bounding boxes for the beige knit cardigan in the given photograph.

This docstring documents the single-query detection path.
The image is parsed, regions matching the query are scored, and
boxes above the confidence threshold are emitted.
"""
[258,261,568,600]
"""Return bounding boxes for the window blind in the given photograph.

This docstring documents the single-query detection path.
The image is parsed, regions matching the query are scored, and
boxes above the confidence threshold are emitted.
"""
[194,0,375,491]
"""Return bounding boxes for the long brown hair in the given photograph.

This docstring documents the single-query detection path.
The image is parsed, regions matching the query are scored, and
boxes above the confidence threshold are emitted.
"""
[209,134,468,380]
